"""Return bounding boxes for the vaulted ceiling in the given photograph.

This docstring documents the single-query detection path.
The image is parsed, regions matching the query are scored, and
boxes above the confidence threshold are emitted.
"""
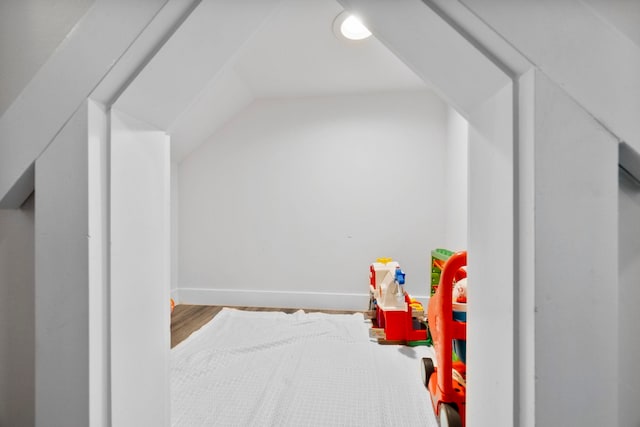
[0,0,95,116]
[111,0,430,161]
[2,0,637,177]
[0,0,433,164]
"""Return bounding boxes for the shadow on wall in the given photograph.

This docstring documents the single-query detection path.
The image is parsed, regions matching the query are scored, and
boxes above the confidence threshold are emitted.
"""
[618,169,640,427]
[0,193,35,427]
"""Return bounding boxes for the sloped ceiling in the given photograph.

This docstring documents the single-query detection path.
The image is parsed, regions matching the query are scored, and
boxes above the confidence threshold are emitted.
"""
[582,0,640,49]
[232,0,428,98]
[113,0,281,135]
[113,0,430,162]
[0,0,95,116]
[1,0,639,172]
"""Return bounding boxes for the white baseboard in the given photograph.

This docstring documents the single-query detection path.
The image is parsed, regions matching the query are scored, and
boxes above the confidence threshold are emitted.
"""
[176,288,430,312]
[177,288,371,311]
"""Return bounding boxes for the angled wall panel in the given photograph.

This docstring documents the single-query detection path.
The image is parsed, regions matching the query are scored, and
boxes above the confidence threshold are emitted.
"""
[0,0,169,208]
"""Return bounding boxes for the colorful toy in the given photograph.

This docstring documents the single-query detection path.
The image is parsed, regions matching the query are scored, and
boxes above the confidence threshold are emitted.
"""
[368,258,428,345]
[421,251,467,427]
[430,249,453,296]
[430,248,466,296]
[453,278,467,304]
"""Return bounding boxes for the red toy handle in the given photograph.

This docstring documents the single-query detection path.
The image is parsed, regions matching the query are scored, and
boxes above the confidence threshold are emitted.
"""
[427,251,467,401]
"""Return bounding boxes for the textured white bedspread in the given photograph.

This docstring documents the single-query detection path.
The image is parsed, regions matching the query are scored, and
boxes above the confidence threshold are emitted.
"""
[171,308,438,427]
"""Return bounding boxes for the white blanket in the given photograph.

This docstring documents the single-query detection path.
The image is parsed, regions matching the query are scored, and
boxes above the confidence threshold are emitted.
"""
[171,308,438,427]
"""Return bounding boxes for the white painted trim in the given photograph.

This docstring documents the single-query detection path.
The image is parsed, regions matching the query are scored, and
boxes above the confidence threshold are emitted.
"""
[110,109,170,427]
[177,288,430,312]
[0,0,170,207]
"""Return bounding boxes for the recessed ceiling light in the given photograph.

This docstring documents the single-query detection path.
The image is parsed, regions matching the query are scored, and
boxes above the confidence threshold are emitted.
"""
[333,11,371,41]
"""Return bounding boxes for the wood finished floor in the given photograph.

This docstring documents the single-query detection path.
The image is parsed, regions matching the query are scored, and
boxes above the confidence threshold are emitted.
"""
[171,305,361,348]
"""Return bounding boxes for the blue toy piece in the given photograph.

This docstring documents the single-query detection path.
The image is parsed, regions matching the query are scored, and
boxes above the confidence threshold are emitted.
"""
[394,266,405,285]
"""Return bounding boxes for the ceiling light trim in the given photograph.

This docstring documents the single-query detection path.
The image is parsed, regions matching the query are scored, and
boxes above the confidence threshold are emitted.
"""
[333,11,372,42]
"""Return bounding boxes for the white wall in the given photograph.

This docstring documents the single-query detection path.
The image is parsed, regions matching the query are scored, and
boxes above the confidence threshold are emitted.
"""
[618,170,640,427]
[33,99,110,427]
[518,70,536,427]
[179,91,448,309]
[0,195,35,427]
[466,82,514,427]
[0,0,170,208]
[35,102,91,427]
[444,107,468,251]
[110,109,170,427]
[458,0,640,158]
[171,161,179,300]
[529,71,618,427]
[87,99,109,427]
[0,0,94,115]
[338,0,510,117]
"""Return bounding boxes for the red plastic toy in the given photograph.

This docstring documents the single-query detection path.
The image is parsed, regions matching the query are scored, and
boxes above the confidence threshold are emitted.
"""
[368,258,427,345]
[422,251,467,427]
[374,293,427,343]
